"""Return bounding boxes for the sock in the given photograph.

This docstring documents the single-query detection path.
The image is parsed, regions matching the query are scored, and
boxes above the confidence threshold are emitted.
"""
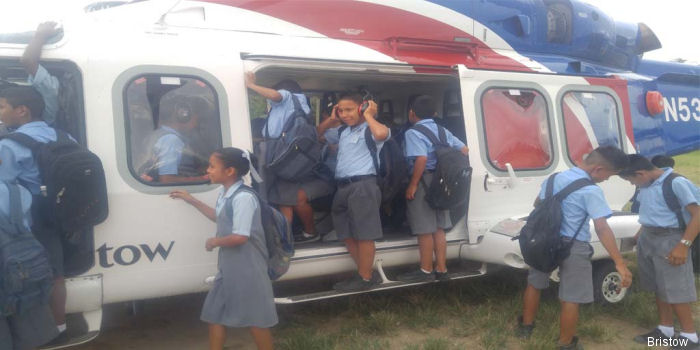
[657,325,674,338]
[57,323,67,333]
[680,332,698,343]
[420,268,431,274]
[435,269,447,273]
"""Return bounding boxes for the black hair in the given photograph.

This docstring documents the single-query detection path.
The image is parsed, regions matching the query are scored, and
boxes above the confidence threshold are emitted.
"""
[619,154,655,177]
[213,147,250,177]
[273,79,302,94]
[651,155,675,168]
[0,86,45,120]
[409,95,437,119]
[584,145,629,171]
[337,91,363,105]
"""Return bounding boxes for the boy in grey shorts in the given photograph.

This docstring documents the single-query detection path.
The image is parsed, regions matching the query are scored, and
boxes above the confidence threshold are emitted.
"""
[397,95,468,283]
[621,154,700,349]
[317,92,390,292]
[517,146,633,350]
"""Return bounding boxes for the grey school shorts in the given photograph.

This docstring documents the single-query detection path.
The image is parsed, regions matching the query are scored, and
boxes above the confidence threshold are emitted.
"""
[407,172,452,235]
[528,240,594,303]
[0,303,58,350]
[301,177,335,202]
[637,226,697,304]
[331,177,383,241]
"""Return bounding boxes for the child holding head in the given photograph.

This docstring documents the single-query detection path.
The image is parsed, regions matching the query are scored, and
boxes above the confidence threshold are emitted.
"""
[170,147,277,350]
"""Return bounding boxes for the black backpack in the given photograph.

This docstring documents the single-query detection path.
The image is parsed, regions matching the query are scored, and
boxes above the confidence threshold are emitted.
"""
[661,173,700,270]
[228,185,294,280]
[265,95,322,182]
[411,124,471,210]
[0,181,53,316]
[516,173,593,273]
[1,130,109,234]
[338,125,407,203]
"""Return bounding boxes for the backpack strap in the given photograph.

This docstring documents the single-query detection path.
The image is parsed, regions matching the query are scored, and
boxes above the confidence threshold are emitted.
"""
[264,94,307,140]
[3,181,30,234]
[662,173,687,231]
[226,185,268,258]
[364,126,380,174]
[544,173,558,200]
[0,132,42,152]
[411,123,448,148]
[554,177,594,202]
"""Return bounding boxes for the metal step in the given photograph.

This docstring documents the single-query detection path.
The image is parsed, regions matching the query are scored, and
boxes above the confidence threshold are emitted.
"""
[275,262,486,304]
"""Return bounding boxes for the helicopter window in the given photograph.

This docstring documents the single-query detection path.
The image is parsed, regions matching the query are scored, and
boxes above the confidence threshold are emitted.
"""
[480,88,553,171]
[124,74,222,186]
[561,91,621,164]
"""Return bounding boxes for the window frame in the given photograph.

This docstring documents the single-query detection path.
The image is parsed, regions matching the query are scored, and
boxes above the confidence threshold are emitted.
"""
[474,81,558,176]
[556,85,626,168]
[112,66,231,194]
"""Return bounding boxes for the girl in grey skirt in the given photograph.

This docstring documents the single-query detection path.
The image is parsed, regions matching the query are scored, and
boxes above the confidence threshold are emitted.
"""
[171,148,277,350]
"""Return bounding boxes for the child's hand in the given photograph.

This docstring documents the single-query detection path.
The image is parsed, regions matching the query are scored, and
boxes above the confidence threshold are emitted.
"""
[244,72,256,88]
[406,183,418,201]
[170,189,194,203]
[615,263,633,288]
[205,237,218,251]
[36,22,60,40]
[363,100,378,119]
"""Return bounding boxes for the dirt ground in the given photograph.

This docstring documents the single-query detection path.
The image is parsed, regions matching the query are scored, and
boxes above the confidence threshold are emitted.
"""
[70,289,696,350]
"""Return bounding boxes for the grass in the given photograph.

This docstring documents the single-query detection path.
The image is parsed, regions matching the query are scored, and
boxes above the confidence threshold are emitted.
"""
[270,152,699,349]
[674,150,700,183]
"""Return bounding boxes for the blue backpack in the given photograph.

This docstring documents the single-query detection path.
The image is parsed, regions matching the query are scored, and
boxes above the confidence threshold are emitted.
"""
[228,185,294,280]
[0,181,53,315]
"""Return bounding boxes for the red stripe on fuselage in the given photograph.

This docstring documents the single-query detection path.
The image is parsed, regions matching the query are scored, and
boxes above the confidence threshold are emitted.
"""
[203,0,533,71]
[584,77,635,145]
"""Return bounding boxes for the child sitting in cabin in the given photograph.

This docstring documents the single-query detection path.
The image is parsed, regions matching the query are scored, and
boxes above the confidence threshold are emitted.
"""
[170,148,277,350]
[317,92,390,292]
[620,154,700,349]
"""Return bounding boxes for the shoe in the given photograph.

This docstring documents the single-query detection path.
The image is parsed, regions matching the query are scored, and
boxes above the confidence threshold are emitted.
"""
[634,328,671,344]
[371,270,383,284]
[322,230,338,242]
[515,316,534,339]
[557,336,583,350]
[671,335,700,350]
[333,273,377,292]
[39,330,71,349]
[295,232,320,244]
[434,270,450,282]
[397,269,435,283]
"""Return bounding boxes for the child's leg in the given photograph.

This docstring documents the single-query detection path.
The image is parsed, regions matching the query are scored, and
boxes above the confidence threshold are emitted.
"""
[357,239,376,280]
[433,229,447,272]
[521,284,541,325]
[671,303,696,333]
[294,189,315,235]
[656,296,675,327]
[249,327,274,350]
[208,323,226,350]
[279,206,293,223]
[559,301,579,345]
[344,238,359,264]
[417,234,435,272]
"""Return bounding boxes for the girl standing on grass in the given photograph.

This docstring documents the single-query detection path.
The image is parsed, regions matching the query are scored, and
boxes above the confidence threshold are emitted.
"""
[170,147,277,350]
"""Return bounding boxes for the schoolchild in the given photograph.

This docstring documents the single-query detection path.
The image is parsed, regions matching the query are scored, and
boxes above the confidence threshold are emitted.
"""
[170,148,277,350]
[245,72,332,244]
[0,86,69,344]
[620,154,700,349]
[21,22,60,125]
[516,146,633,350]
[0,183,58,350]
[317,92,390,292]
[397,95,468,283]
[629,155,675,213]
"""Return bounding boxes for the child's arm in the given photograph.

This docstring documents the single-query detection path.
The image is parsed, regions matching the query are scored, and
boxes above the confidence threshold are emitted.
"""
[170,190,216,222]
[460,146,469,155]
[245,72,283,102]
[364,101,390,142]
[667,203,700,266]
[22,22,59,76]
[206,235,248,251]
[594,218,633,287]
[406,156,427,200]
